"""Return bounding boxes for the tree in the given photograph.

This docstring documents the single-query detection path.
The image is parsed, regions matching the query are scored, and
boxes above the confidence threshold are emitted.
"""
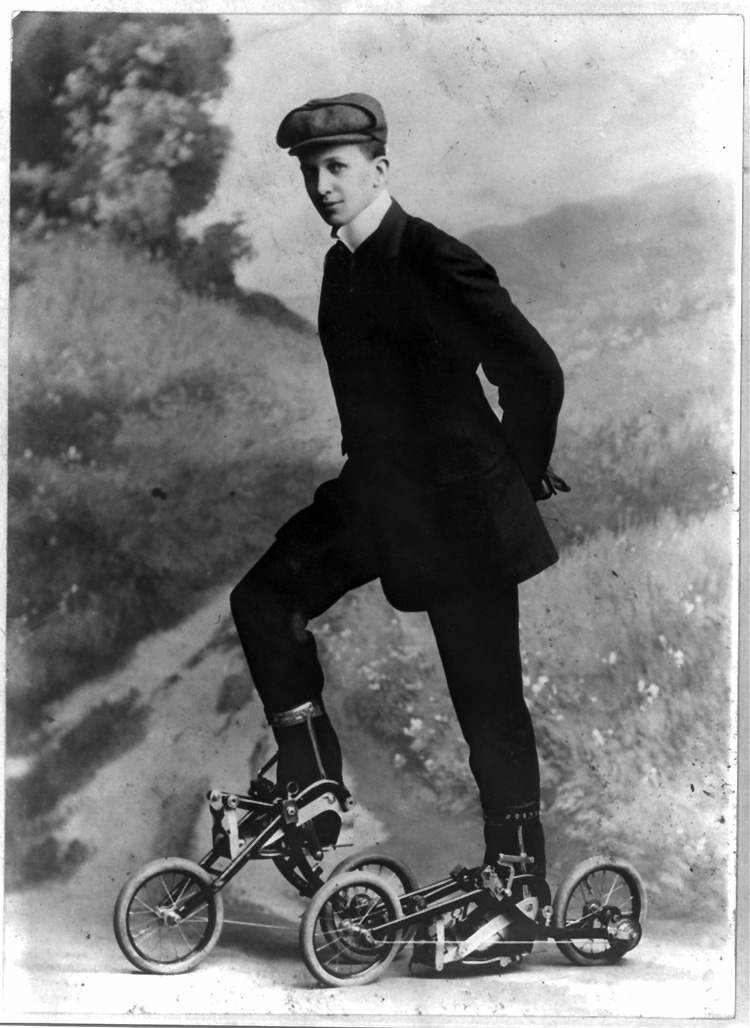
[11,14,233,251]
[175,220,254,298]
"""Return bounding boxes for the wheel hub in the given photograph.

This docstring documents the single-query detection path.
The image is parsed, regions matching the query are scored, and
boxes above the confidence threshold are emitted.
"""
[608,914,642,951]
[349,892,373,918]
[157,906,182,926]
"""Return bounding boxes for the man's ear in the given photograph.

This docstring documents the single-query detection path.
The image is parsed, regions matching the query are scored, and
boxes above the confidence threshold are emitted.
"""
[374,156,390,184]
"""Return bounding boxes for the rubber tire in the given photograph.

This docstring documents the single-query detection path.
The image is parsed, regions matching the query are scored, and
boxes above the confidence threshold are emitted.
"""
[114,857,224,974]
[552,854,647,966]
[300,870,403,987]
[328,850,419,895]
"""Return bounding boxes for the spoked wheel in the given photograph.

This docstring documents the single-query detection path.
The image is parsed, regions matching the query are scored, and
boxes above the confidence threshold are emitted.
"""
[300,871,403,987]
[328,850,418,955]
[552,855,647,966]
[113,857,224,974]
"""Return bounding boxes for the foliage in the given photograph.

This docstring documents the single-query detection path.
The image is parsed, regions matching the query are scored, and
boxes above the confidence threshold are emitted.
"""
[522,511,735,918]
[6,229,327,742]
[11,13,101,168]
[175,219,254,298]
[11,13,232,253]
[546,411,731,546]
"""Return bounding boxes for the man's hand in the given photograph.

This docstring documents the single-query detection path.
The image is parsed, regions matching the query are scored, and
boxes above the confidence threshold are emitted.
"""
[536,465,571,502]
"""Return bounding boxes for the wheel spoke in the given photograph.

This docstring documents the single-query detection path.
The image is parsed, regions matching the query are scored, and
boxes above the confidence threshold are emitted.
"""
[131,920,165,943]
[602,873,620,907]
[581,875,595,899]
[131,896,161,916]
[606,881,631,907]
[172,877,193,907]
[316,933,347,954]
[361,894,380,920]
[159,875,178,907]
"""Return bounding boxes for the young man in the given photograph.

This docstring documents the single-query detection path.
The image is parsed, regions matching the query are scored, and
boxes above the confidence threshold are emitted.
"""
[231,94,565,931]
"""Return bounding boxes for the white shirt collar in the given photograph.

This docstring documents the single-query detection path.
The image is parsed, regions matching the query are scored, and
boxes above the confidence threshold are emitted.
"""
[334,189,392,252]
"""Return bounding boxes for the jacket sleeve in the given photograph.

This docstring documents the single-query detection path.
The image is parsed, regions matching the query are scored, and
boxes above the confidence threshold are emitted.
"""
[417,224,564,497]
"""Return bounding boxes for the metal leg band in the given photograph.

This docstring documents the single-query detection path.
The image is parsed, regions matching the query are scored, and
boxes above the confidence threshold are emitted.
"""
[266,699,325,728]
[484,805,540,825]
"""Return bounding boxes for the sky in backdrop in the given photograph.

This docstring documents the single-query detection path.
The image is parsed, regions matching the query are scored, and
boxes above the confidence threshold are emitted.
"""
[198,13,743,307]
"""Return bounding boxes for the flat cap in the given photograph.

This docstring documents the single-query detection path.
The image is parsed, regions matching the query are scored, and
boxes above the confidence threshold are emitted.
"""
[276,93,387,156]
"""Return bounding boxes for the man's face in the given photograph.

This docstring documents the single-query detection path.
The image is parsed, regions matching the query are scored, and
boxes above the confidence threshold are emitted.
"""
[298,143,388,228]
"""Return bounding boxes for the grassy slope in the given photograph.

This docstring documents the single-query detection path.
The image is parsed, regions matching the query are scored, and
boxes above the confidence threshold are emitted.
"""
[469,173,736,547]
[6,228,339,738]
[5,177,739,916]
[321,508,734,920]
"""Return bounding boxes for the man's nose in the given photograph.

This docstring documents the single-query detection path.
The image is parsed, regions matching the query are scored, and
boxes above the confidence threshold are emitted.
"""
[317,170,334,195]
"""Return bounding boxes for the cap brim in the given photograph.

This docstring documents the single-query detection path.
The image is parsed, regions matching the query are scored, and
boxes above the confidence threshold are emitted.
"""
[288,133,377,156]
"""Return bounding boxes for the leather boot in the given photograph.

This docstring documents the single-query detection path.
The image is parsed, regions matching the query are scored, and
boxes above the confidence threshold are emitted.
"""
[268,700,343,795]
[483,811,551,910]
[266,698,344,848]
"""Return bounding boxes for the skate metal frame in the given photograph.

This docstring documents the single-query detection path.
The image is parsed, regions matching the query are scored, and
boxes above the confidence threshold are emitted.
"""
[367,862,635,953]
[113,759,644,980]
[299,848,645,982]
[194,755,355,908]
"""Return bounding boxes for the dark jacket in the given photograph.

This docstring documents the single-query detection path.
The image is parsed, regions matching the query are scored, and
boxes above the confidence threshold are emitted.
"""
[277,197,564,611]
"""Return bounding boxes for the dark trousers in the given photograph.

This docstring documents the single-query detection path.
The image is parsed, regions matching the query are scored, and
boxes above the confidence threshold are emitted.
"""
[230,536,540,823]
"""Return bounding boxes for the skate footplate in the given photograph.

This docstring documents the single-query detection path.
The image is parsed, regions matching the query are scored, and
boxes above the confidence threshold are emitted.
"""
[207,780,354,861]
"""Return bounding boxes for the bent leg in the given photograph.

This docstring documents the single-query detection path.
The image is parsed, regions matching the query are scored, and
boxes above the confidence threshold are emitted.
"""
[230,539,375,793]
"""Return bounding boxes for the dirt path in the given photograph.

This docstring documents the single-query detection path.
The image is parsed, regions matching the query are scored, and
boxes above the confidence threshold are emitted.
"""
[2,587,737,1022]
[1,586,474,1004]
[2,916,736,1021]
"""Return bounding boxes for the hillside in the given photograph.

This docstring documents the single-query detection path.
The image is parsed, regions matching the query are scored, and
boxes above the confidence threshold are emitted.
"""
[465,174,736,326]
[5,176,738,930]
[466,174,736,546]
[3,508,734,934]
[3,523,735,1015]
[469,173,735,437]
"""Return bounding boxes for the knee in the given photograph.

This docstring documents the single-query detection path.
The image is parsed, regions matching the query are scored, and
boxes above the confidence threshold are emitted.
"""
[229,570,264,623]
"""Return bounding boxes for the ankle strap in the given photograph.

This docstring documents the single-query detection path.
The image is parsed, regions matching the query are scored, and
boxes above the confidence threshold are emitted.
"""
[266,699,324,728]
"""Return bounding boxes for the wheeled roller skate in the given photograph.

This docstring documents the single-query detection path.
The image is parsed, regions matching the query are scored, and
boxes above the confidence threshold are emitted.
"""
[299,854,646,987]
[112,752,418,975]
[113,753,348,974]
[114,738,645,985]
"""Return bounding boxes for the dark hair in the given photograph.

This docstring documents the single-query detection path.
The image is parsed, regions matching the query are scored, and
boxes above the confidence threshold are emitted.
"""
[358,139,387,161]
